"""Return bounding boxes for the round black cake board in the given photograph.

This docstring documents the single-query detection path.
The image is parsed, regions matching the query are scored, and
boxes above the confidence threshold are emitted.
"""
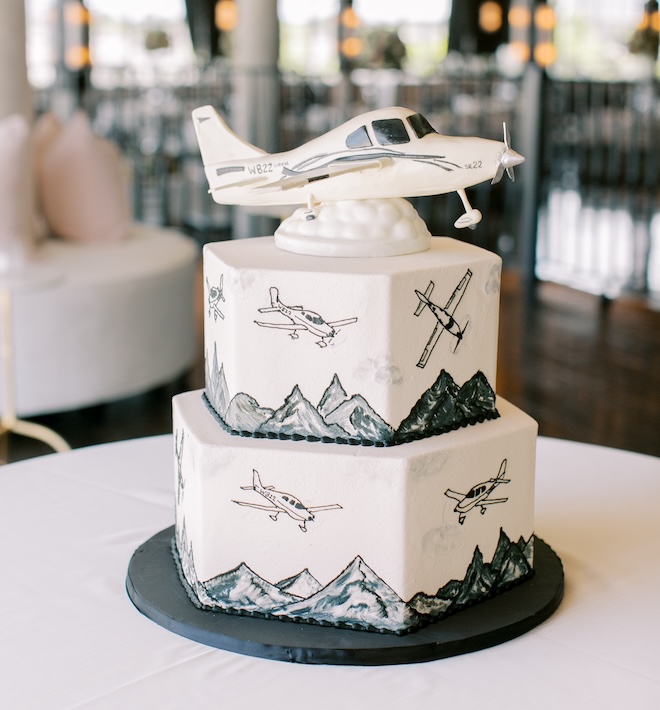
[126,526,564,666]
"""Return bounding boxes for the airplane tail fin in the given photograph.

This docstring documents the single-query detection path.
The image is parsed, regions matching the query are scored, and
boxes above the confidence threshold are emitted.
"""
[242,469,262,491]
[192,105,266,167]
[414,281,434,317]
[269,287,279,308]
[494,459,510,483]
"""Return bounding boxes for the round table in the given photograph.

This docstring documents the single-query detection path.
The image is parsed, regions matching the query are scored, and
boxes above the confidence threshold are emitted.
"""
[0,436,658,708]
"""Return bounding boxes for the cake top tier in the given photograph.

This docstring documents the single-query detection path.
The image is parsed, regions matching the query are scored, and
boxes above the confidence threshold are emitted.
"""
[192,105,524,257]
[203,236,502,446]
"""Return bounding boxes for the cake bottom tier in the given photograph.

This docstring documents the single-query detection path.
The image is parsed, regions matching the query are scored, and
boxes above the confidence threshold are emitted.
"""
[173,391,537,635]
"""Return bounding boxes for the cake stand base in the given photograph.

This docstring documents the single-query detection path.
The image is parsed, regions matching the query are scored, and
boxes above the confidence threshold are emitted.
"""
[126,526,563,666]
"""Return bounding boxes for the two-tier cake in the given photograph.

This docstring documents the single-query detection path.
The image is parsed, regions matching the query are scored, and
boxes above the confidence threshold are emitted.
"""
[170,106,538,636]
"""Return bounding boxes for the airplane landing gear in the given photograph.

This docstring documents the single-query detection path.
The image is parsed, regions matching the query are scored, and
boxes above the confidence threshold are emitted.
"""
[454,189,482,230]
[304,194,319,220]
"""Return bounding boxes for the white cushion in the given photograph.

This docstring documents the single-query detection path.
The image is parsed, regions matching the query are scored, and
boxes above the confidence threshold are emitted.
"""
[38,111,131,244]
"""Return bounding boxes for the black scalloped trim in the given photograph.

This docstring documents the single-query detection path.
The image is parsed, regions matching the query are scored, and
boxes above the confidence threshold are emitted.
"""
[201,393,500,448]
[170,536,535,637]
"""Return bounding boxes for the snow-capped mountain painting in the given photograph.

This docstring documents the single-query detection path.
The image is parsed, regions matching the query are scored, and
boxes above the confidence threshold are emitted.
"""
[175,529,534,635]
[409,530,534,619]
[204,347,498,446]
[276,569,322,598]
[275,556,419,633]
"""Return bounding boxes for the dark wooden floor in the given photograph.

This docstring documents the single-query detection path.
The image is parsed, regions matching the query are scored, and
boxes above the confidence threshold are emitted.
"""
[2,269,659,464]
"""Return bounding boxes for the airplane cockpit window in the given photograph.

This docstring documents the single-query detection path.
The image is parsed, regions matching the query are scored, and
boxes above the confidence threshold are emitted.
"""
[407,113,437,139]
[346,125,372,149]
[372,118,410,145]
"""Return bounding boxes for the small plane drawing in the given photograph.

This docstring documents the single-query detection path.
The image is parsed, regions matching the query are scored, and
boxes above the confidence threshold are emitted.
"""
[445,459,510,525]
[233,470,342,532]
[207,274,225,321]
[192,105,524,229]
[254,287,357,347]
[414,269,472,368]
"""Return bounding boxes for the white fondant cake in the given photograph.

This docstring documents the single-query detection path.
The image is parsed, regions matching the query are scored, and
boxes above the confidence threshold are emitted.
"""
[173,105,535,636]
[173,235,538,635]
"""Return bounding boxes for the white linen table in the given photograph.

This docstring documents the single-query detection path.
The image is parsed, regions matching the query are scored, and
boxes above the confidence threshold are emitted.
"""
[1,436,658,709]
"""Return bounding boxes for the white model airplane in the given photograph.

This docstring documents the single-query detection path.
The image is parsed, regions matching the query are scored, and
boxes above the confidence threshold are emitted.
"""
[414,269,472,368]
[192,105,524,228]
[445,459,510,525]
[233,470,342,532]
[206,274,225,321]
[255,287,358,347]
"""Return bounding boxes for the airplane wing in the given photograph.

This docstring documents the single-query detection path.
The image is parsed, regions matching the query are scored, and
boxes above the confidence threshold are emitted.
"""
[233,500,279,512]
[307,504,343,512]
[417,322,443,368]
[444,269,472,315]
[481,497,508,506]
[327,317,358,328]
[444,489,465,502]
[254,321,307,331]
[254,158,393,193]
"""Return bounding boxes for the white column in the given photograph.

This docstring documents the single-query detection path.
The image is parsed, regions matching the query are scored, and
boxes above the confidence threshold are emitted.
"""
[0,0,32,122]
[0,0,34,273]
[231,0,280,238]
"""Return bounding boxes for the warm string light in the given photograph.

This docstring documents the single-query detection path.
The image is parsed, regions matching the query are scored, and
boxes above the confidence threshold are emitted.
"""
[340,4,362,60]
[637,8,660,32]
[63,0,91,70]
[508,1,556,68]
[479,1,503,34]
[215,0,238,32]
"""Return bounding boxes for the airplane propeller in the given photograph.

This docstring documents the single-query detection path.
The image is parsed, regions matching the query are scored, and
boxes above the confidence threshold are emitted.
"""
[491,123,525,185]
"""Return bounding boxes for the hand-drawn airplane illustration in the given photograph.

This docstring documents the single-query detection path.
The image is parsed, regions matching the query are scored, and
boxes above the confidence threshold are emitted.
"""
[192,105,524,229]
[207,274,225,321]
[445,459,510,525]
[414,269,472,368]
[254,287,358,347]
[233,470,342,532]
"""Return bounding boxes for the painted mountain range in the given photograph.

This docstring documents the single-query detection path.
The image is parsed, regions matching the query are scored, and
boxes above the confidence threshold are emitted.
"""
[175,527,533,635]
[205,347,498,446]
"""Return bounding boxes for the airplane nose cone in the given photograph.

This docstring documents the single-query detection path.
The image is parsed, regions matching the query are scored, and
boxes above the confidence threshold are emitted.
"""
[502,148,524,169]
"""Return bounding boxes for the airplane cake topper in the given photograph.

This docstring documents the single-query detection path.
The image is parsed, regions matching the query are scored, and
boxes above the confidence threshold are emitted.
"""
[192,105,524,257]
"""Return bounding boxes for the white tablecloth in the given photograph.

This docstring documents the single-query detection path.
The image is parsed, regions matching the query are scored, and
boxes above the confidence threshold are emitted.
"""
[1,436,658,709]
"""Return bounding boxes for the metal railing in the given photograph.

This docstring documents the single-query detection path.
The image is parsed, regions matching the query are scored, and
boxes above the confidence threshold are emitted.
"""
[537,77,660,299]
[35,63,524,255]
[35,64,660,299]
